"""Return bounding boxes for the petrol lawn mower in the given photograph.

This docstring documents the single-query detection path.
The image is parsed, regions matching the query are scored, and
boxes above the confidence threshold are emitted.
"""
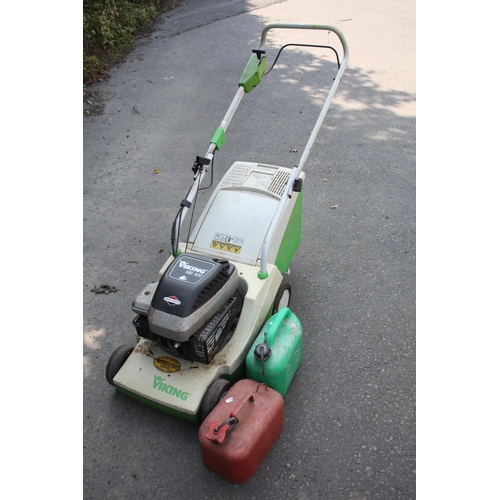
[105,23,349,424]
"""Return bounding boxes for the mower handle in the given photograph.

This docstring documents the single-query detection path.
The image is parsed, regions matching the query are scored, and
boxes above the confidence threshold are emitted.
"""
[174,24,349,267]
[257,22,349,189]
[258,23,349,278]
[258,23,348,59]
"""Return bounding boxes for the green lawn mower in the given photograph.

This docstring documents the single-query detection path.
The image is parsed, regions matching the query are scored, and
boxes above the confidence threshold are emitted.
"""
[106,23,349,423]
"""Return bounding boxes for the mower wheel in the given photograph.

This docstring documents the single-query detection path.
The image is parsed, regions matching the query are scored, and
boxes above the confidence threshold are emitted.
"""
[106,345,134,386]
[273,280,292,314]
[200,378,233,422]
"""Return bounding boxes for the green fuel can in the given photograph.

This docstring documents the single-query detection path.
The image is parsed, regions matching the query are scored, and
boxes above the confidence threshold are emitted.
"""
[246,307,302,397]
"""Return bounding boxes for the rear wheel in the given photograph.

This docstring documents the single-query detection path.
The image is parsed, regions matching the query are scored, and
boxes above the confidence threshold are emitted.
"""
[273,281,292,314]
[200,378,233,422]
[106,345,134,386]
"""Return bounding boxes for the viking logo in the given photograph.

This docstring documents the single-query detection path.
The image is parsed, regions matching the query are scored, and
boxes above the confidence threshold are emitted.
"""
[153,375,189,401]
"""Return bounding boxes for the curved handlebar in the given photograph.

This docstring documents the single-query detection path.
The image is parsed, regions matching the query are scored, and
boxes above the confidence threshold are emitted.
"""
[259,23,349,65]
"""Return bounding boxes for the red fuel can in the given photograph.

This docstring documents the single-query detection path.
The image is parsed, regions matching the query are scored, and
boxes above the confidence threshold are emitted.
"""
[198,379,284,483]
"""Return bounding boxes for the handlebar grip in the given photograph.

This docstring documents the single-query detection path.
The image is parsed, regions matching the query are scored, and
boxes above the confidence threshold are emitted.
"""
[259,23,349,61]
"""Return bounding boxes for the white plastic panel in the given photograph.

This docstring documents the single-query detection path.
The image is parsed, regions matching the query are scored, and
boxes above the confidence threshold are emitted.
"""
[191,162,294,265]
[192,189,279,265]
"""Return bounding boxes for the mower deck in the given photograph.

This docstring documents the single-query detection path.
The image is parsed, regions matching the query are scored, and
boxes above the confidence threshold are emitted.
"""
[113,258,282,422]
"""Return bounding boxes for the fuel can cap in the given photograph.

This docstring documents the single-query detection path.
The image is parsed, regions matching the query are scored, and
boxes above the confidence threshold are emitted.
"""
[254,335,271,375]
[254,342,271,361]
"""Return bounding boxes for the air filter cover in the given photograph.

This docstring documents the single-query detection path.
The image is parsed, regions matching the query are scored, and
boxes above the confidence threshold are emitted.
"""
[148,253,238,342]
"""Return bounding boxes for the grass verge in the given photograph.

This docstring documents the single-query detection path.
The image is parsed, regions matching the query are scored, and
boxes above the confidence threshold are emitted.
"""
[83,0,181,85]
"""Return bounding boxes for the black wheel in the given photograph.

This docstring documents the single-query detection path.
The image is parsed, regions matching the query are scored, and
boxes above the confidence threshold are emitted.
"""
[106,345,134,386]
[200,378,233,422]
[273,281,292,314]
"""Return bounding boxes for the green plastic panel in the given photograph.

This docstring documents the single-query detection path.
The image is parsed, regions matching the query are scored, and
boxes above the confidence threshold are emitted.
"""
[274,190,303,273]
[115,386,200,424]
[210,127,226,150]
[114,360,248,424]
[238,53,267,93]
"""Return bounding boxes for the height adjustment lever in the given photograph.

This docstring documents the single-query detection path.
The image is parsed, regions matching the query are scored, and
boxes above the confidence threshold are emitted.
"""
[252,48,266,60]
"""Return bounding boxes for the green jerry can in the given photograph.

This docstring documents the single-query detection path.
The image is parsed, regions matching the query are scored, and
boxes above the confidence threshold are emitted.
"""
[246,307,302,397]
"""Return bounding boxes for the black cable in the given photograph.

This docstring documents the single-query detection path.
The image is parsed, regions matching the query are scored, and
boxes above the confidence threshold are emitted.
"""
[170,206,183,256]
[264,43,340,76]
[171,154,214,255]
[199,154,214,191]
[185,173,202,253]
[171,185,194,255]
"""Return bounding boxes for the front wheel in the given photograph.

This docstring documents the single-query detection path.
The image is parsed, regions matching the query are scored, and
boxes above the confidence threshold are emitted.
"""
[106,345,134,386]
[200,378,233,422]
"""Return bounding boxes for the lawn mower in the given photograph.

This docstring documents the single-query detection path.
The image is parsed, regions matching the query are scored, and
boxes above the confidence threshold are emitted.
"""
[105,23,349,423]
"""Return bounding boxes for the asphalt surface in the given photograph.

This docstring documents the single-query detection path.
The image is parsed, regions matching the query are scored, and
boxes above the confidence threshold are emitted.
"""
[83,0,416,498]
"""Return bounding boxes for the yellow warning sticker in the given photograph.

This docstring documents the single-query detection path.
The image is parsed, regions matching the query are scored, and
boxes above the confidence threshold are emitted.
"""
[210,241,242,254]
[210,233,244,254]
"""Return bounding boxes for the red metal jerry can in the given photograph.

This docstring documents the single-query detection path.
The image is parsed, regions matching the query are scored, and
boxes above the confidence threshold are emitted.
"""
[198,379,284,483]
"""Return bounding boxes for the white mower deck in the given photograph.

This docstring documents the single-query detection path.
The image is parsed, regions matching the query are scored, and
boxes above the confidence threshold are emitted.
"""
[113,259,282,419]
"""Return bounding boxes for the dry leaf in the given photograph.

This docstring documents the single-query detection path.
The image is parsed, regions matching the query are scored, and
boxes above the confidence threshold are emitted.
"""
[91,284,118,294]
[153,169,160,174]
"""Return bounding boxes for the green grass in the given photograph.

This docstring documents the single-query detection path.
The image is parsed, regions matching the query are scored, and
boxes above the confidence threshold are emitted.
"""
[83,0,181,84]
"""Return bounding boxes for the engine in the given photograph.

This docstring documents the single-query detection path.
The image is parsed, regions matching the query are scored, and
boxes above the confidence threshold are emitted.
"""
[131,253,242,364]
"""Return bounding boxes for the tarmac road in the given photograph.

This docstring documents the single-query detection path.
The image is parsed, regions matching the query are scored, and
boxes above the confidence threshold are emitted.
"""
[83,0,416,498]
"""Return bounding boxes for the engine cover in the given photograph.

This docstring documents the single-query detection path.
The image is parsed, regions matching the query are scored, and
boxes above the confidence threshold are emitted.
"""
[148,253,239,342]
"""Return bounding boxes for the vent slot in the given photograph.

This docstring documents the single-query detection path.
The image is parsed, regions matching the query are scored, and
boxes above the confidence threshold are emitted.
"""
[219,162,291,197]
[192,269,230,311]
[268,170,291,196]
[221,164,253,188]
